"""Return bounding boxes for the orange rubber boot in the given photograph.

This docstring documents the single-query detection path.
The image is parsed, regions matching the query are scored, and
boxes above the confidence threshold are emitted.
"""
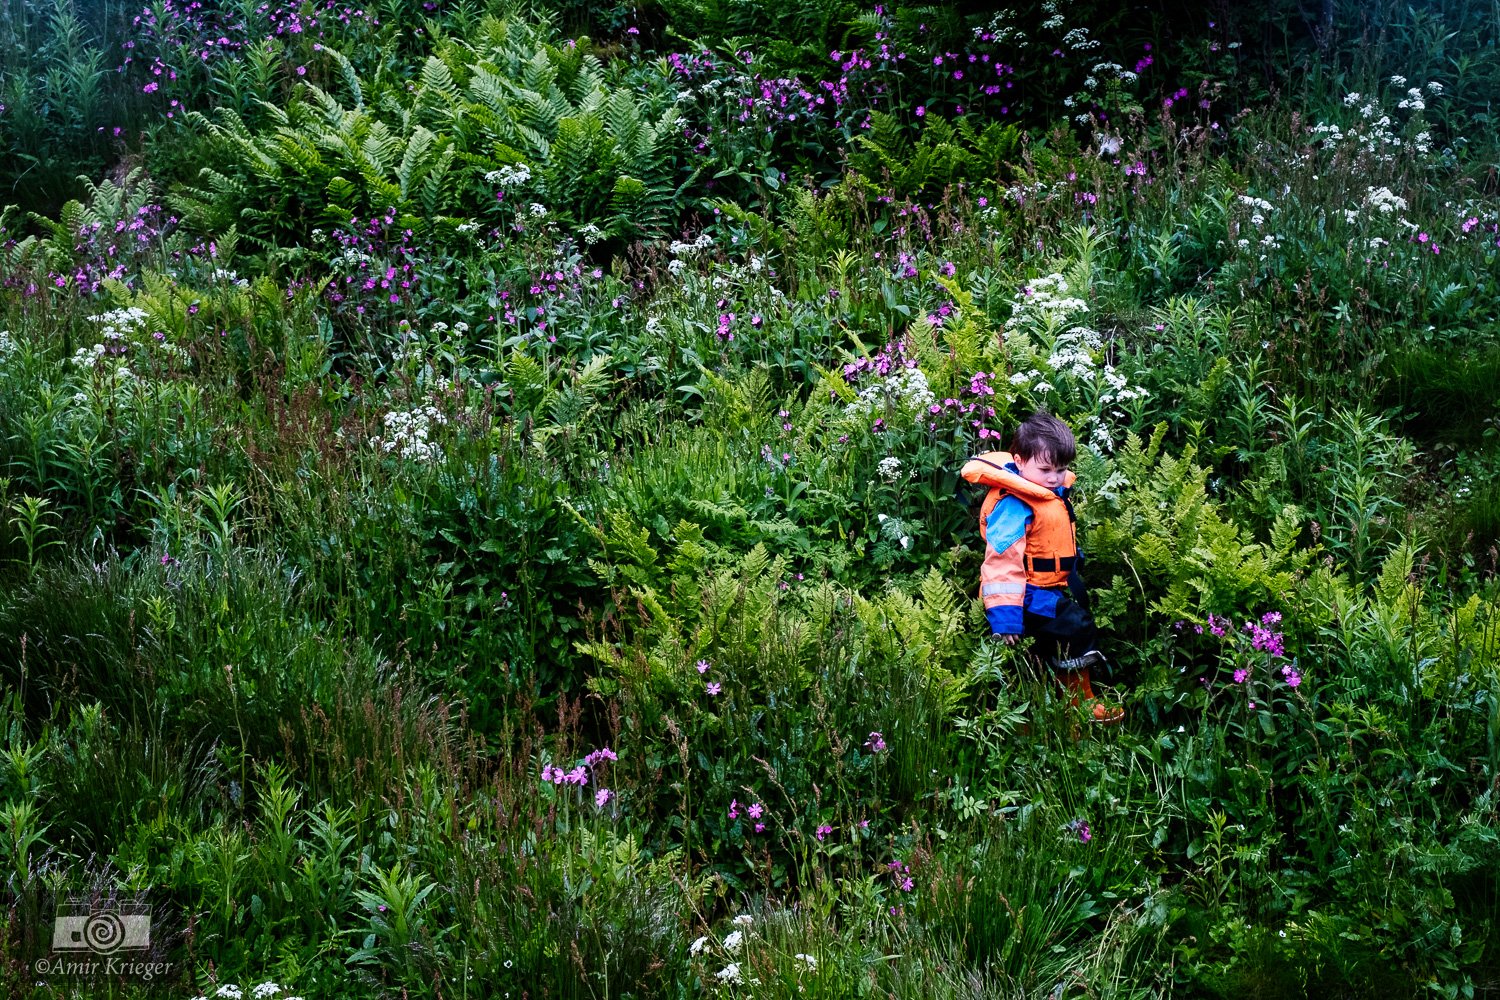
[1055,666,1123,725]
[1058,666,1097,703]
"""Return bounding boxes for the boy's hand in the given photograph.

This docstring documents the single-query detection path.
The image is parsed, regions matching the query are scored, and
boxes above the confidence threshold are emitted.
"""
[1001,634,1019,646]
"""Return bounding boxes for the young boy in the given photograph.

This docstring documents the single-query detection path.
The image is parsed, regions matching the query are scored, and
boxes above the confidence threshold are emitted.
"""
[960,411,1123,723]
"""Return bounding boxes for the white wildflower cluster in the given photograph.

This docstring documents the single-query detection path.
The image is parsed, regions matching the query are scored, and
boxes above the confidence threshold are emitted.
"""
[72,306,150,370]
[708,254,770,291]
[723,929,745,953]
[0,330,15,356]
[1337,185,1423,253]
[1086,61,1136,86]
[528,202,548,217]
[211,267,250,288]
[1003,180,1050,206]
[982,2,1103,53]
[1006,273,1089,332]
[370,405,447,463]
[1061,27,1099,49]
[1003,270,1147,453]
[69,342,139,375]
[577,222,605,245]
[980,9,1026,45]
[1365,186,1407,214]
[667,232,716,276]
[192,983,303,1000]
[390,319,469,378]
[332,246,374,270]
[1311,84,1442,164]
[1086,420,1116,453]
[1008,322,1146,416]
[795,953,817,969]
[484,163,532,188]
[877,456,904,483]
[1046,324,1103,379]
[90,305,149,340]
[158,340,191,366]
[845,366,935,419]
[1396,86,1426,112]
[1008,368,1048,392]
[1237,194,1275,228]
[669,233,715,257]
[715,963,742,984]
[1307,113,1400,158]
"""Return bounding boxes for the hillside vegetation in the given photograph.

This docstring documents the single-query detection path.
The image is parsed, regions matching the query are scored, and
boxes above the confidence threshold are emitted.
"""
[1,0,1499,996]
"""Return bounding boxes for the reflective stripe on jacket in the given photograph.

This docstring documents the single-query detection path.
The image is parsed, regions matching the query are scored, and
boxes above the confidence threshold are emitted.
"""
[959,451,1079,633]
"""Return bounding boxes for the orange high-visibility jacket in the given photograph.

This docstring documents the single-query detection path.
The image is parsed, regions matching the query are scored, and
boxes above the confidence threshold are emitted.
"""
[959,451,1079,634]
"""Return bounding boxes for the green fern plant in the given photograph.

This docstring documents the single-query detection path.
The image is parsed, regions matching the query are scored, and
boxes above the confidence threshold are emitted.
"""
[177,24,687,247]
[1086,425,1312,632]
[850,112,1022,199]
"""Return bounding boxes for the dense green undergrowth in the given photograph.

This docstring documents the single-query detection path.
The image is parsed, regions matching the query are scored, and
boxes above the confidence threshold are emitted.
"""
[2,0,1500,997]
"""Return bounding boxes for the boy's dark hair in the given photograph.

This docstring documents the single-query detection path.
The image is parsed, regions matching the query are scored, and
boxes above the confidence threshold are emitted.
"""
[1010,410,1077,465]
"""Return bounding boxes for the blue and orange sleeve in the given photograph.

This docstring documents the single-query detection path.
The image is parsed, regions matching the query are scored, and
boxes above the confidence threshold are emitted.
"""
[982,496,1031,634]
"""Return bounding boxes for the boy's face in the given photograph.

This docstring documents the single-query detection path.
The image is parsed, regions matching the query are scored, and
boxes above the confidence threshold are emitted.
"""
[1014,451,1069,490]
